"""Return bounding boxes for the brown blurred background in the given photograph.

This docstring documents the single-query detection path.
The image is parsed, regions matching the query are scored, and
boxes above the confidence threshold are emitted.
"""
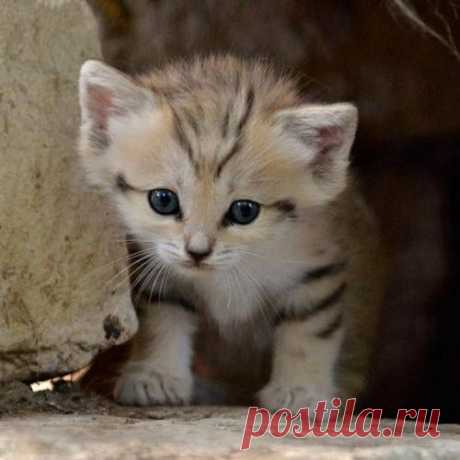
[84,0,460,421]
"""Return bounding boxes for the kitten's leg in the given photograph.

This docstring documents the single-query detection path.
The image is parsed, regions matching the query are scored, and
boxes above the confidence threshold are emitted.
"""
[114,302,197,406]
[259,286,345,412]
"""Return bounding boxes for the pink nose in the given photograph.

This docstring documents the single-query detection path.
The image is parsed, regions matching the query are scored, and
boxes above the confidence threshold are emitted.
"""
[185,231,215,264]
[186,247,213,263]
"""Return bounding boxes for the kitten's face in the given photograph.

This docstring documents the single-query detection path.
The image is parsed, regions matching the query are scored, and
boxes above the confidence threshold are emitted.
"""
[105,107,319,275]
[79,58,357,281]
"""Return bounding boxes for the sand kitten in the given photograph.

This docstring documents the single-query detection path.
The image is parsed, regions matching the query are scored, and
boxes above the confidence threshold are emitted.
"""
[78,55,385,411]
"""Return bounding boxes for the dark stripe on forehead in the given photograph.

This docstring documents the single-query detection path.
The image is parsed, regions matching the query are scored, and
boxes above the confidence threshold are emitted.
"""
[216,139,241,177]
[216,88,255,177]
[183,108,200,136]
[171,107,199,174]
[237,87,255,135]
[222,105,231,138]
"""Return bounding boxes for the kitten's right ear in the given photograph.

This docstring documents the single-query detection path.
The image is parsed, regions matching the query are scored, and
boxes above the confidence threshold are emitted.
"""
[79,60,154,154]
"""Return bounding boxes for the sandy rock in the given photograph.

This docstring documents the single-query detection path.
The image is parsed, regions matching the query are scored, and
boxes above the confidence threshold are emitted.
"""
[0,0,137,381]
[0,407,459,460]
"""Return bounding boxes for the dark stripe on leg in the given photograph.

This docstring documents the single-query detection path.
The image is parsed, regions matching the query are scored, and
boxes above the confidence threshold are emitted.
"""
[316,312,343,339]
[275,282,346,325]
[307,282,347,317]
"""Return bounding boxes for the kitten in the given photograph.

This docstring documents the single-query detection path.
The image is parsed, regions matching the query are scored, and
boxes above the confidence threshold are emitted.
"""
[78,55,385,411]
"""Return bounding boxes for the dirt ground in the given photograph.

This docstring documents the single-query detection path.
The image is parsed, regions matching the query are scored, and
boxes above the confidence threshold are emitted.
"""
[0,380,220,421]
[2,381,460,459]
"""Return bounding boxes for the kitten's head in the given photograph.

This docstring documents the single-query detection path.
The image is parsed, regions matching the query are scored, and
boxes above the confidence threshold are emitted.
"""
[79,56,357,278]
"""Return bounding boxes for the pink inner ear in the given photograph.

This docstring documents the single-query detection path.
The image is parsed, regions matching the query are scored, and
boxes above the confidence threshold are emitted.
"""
[87,84,113,131]
[318,126,344,153]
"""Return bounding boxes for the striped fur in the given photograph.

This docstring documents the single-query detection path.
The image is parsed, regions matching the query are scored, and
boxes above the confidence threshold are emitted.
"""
[78,55,386,411]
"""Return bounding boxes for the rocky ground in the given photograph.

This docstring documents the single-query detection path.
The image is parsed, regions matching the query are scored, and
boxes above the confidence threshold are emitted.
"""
[1,381,459,459]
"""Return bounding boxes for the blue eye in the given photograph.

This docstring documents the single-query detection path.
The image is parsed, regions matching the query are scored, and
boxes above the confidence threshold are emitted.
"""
[227,200,260,225]
[148,189,180,216]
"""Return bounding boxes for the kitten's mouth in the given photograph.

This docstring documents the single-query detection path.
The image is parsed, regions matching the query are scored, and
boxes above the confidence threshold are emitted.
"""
[179,261,214,272]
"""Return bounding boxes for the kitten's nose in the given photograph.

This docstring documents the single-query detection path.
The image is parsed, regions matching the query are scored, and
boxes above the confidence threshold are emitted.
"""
[186,247,213,263]
[185,232,214,264]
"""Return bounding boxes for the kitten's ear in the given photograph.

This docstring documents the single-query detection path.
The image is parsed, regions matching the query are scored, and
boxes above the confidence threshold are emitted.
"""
[275,103,358,199]
[79,60,155,154]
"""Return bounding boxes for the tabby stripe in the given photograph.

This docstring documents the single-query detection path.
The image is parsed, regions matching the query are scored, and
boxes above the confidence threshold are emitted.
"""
[306,282,347,317]
[114,174,147,193]
[115,173,130,192]
[236,87,255,134]
[266,199,297,219]
[275,282,346,325]
[302,261,347,283]
[216,140,241,177]
[216,88,255,177]
[222,105,231,138]
[171,107,199,174]
[183,109,200,136]
[316,312,343,338]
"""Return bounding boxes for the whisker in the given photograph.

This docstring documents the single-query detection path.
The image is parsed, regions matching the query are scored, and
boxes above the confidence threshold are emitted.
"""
[107,256,153,295]
[103,251,153,289]
[134,258,163,303]
[131,258,161,302]
[224,270,233,313]
[158,264,171,303]
[80,247,153,282]
[238,265,275,326]
[146,261,167,305]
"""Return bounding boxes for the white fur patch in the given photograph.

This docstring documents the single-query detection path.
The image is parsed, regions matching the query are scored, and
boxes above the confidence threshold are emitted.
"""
[114,303,197,406]
[258,319,344,412]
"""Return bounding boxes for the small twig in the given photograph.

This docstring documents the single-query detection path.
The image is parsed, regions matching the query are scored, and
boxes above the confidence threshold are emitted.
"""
[389,0,460,61]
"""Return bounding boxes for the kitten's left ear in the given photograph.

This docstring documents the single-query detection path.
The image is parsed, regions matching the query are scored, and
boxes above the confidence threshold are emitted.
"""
[79,60,155,155]
[275,103,358,200]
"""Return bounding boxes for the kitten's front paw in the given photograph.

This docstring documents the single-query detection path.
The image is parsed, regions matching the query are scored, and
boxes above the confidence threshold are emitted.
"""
[258,382,335,412]
[114,369,192,406]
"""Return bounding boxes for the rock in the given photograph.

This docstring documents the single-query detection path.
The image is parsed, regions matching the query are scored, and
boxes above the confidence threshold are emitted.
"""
[0,0,138,382]
[0,406,459,459]
[0,381,34,408]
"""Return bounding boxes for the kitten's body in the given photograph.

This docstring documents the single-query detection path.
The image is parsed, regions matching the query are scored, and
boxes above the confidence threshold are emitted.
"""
[79,56,385,410]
